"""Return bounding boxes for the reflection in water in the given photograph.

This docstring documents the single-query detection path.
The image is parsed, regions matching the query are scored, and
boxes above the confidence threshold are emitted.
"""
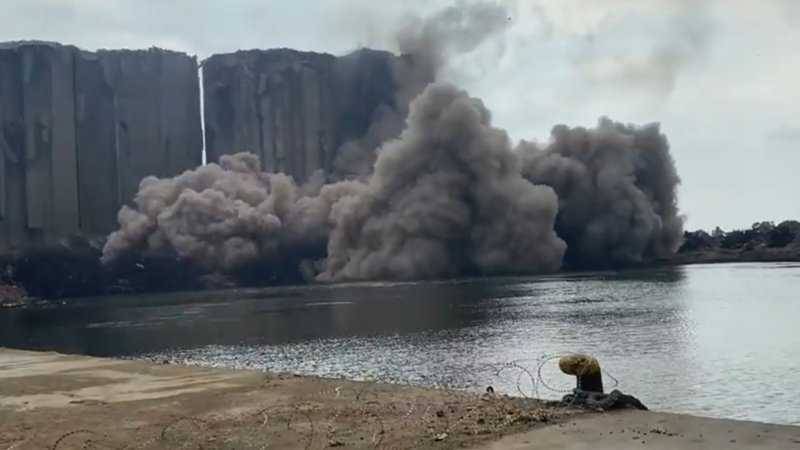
[1,263,799,425]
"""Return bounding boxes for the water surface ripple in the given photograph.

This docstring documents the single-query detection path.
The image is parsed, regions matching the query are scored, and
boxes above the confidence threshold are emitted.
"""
[1,262,798,424]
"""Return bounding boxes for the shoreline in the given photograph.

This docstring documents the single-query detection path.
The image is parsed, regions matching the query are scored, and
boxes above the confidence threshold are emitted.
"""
[662,252,800,267]
[2,259,799,308]
[0,348,578,449]
[2,349,799,449]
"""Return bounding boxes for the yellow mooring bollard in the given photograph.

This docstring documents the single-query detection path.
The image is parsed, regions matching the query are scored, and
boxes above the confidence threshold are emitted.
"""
[558,354,604,393]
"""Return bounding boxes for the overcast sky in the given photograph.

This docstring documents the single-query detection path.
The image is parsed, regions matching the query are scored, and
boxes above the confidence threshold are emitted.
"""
[3,0,799,231]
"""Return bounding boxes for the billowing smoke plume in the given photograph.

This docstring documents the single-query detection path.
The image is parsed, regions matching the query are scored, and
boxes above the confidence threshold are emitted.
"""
[102,153,364,274]
[103,92,684,280]
[103,83,566,281]
[517,118,684,268]
[102,1,685,283]
[320,83,565,281]
[333,1,510,179]
[392,0,510,105]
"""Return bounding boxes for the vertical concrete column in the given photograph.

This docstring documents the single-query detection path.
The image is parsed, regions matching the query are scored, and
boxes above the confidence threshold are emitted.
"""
[75,50,118,235]
[0,48,27,249]
[0,42,203,250]
[20,45,52,236]
[49,45,80,236]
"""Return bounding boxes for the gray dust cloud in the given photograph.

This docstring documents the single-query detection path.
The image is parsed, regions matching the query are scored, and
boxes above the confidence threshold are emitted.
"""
[518,119,683,268]
[103,1,684,281]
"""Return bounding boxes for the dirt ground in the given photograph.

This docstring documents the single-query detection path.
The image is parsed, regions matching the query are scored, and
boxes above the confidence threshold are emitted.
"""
[3,348,800,450]
[0,348,577,449]
[477,409,800,450]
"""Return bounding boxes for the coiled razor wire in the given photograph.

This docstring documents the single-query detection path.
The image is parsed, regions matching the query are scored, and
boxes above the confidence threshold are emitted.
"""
[469,352,621,400]
[44,352,626,449]
[140,350,622,399]
[491,360,540,399]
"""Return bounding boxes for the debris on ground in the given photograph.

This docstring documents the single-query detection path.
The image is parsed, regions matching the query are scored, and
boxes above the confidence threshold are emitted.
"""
[561,389,648,411]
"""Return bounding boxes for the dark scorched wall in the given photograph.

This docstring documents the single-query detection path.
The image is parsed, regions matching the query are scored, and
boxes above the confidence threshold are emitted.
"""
[0,41,202,251]
[202,48,398,181]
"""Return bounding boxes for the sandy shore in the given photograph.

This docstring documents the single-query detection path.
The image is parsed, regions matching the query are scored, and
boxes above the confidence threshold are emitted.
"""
[477,410,800,450]
[1,348,799,449]
[0,348,575,449]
